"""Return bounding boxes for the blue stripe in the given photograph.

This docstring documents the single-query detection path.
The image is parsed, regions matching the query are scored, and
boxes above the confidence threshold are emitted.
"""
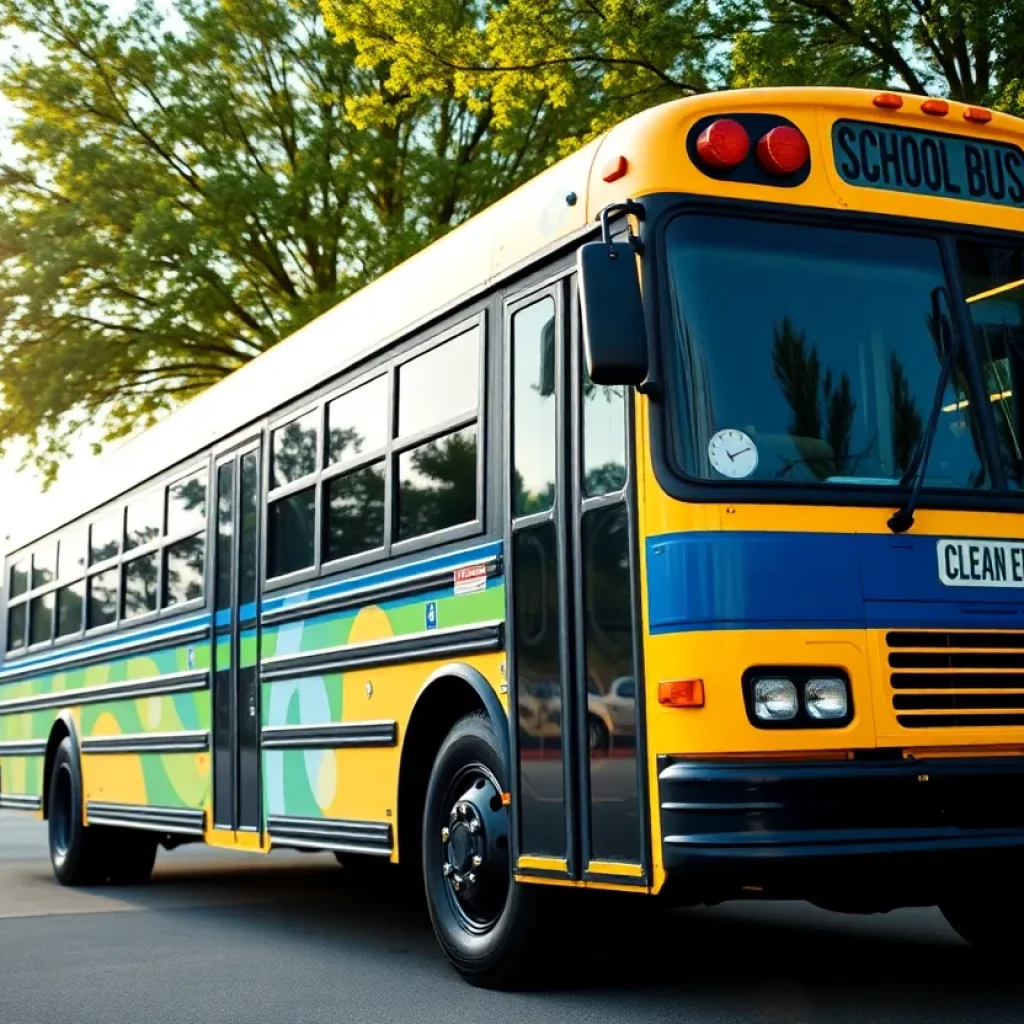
[0,613,211,680]
[261,540,502,616]
[647,531,1024,634]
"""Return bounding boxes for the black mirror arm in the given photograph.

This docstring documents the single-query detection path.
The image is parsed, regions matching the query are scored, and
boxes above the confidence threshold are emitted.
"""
[598,200,645,255]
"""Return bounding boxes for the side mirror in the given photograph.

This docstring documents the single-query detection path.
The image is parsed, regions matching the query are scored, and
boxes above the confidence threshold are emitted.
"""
[577,237,649,387]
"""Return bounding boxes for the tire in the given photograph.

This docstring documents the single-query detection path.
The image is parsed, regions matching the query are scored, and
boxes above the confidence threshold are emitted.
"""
[105,828,158,885]
[422,712,547,988]
[940,898,1024,951]
[587,716,609,753]
[47,736,104,886]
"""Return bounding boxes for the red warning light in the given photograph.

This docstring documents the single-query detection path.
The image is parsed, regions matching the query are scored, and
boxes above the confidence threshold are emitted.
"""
[756,126,810,175]
[695,119,750,170]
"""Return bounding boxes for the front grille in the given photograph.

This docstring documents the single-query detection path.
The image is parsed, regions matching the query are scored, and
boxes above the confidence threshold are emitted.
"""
[887,631,1024,729]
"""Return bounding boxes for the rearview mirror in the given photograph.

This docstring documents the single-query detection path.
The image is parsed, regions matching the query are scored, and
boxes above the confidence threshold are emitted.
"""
[577,239,649,386]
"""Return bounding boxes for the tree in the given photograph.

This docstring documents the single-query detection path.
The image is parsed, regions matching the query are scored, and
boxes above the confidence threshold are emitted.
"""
[326,0,1024,166]
[0,0,558,481]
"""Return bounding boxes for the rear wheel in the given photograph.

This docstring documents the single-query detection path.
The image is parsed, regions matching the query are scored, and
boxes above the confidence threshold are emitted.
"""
[105,828,159,885]
[940,897,1024,951]
[48,737,103,886]
[422,713,547,988]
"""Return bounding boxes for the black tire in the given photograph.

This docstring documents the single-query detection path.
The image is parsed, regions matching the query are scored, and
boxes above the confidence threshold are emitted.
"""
[47,736,104,886]
[422,712,547,988]
[940,898,1024,951]
[587,716,609,753]
[105,828,159,885]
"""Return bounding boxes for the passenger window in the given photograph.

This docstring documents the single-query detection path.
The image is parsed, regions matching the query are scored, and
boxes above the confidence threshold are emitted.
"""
[272,409,318,487]
[512,297,557,516]
[29,593,54,646]
[164,535,204,607]
[56,582,85,638]
[167,472,207,537]
[325,461,385,562]
[90,513,121,565]
[32,543,57,590]
[58,529,86,580]
[125,491,163,551]
[397,425,477,541]
[7,603,26,651]
[327,376,388,466]
[87,569,118,628]
[397,329,479,438]
[268,488,315,577]
[123,552,159,619]
[9,558,28,598]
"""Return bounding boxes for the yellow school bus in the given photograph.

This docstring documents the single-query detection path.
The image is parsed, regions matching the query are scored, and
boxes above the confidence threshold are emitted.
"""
[2,85,1024,986]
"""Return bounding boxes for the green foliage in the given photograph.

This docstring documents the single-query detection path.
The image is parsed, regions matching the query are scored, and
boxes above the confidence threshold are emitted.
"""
[0,0,558,481]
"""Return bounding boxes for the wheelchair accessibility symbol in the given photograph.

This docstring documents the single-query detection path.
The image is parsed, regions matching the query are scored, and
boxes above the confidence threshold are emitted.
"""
[425,601,437,630]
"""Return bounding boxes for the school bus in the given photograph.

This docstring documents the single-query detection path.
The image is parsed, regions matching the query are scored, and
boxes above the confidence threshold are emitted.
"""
[2,85,1024,986]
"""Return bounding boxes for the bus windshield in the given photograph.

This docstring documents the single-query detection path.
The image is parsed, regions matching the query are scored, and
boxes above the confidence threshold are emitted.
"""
[663,215,1024,491]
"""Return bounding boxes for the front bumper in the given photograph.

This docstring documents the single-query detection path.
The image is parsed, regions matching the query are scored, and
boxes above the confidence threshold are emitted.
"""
[658,755,1024,905]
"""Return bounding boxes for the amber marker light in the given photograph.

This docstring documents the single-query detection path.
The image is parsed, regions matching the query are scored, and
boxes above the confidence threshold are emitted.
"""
[965,106,993,124]
[602,155,628,183]
[921,98,950,116]
[873,93,904,109]
[658,679,705,708]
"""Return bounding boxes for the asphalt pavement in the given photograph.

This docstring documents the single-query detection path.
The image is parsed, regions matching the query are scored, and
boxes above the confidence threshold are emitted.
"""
[0,809,1020,1023]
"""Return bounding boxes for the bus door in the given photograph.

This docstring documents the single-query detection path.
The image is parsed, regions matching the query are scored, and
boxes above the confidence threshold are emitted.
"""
[211,440,263,835]
[506,273,647,885]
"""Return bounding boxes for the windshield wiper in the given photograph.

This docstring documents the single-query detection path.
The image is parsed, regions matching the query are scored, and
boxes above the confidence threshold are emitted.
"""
[888,287,960,534]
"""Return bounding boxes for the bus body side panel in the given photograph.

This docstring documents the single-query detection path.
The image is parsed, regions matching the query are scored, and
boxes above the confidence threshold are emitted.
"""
[259,542,506,858]
[0,621,213,826]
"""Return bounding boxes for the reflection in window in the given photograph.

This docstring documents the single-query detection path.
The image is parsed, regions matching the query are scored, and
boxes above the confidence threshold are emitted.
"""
[30,592,54,646]
[582,504,640,861]
[167,473,207,536]
[397,328,479,438]
[9,559,28,598]
[958,241,1024,488]
[583,379,627,497]
[239,453,259,607]
[512,298,556,516]
[125,491,163,551]
[272,409,318,487]
[666,217,987,490]
[268,488,315,577]
[325,462,385,562]
[32,544,57,590]
[327,376,388,466]
[7,603,26,651]
[58,529,85,580]
[56,581,84,638]
[215,463,234,612]
[90,514,121,565]
[123,552,159,619]
[164,535,204,607]
[397,426,477,541]
[88,569,118,628]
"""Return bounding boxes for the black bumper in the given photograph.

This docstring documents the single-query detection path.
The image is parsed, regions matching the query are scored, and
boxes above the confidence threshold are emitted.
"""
[658,755,1024,903]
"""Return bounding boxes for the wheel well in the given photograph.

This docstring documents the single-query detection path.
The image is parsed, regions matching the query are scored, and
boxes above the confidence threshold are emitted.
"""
[397,677,486,868]
[42,719,71,820]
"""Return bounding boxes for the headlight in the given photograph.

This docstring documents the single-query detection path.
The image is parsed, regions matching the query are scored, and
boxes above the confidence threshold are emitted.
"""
[752,678,799,721]
[805,678,849,720]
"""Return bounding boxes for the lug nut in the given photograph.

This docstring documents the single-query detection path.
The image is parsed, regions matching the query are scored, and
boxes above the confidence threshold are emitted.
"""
[466,872,477,885]
[441,827,450,842]
[468,819,481,834]
[471,855,482,867]
[443,863,452,877]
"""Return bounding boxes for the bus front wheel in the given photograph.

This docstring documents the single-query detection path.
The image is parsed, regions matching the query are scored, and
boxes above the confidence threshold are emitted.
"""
[422,712,545,988]
[940,896,1024,951]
